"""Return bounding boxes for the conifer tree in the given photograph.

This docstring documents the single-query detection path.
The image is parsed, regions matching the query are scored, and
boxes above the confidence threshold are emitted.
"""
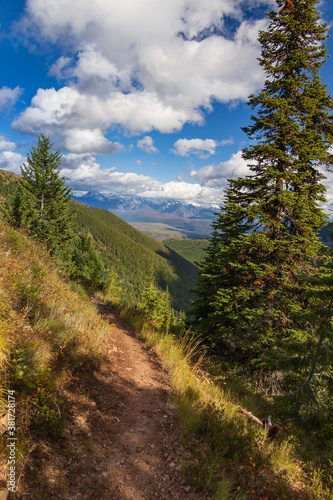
[5,134,74,263]
[191,0,333,371]
[71,232,106,290]
[141,266,160,321]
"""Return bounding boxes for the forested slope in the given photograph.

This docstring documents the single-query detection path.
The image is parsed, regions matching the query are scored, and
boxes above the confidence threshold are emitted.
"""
[163,238,209,265]
[0,169,197,310]
[73,202,197,309]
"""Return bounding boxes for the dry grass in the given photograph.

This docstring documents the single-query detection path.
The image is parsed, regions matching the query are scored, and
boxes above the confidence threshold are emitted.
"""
[0,220,114,482]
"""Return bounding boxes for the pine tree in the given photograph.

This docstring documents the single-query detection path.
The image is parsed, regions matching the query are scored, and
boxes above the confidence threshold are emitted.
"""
[71,232,106,290]
[141,266,160,321]
[5,134,74,263]
[191,0,333,372]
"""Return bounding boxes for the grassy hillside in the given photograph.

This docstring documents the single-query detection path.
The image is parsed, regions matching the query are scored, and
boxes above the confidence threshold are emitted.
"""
[164,238,209,265]
[0,217,113,485]
[0,169,197,310]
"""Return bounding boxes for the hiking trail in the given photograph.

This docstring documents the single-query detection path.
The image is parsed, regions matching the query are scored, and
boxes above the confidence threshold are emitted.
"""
[18,299,205,499]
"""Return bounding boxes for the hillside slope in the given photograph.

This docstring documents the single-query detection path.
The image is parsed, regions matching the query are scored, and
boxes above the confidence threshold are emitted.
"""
[164,238,209,265]
[0,169,197,310]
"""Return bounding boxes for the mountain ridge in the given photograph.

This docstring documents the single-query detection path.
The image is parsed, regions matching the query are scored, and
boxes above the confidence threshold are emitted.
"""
[72,190,218,238]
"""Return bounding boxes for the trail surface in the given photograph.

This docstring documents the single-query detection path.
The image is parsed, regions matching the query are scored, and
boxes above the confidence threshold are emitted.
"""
[19,300,203,499]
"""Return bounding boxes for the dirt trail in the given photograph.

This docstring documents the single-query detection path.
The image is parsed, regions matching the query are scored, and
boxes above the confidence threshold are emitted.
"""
[18,300,204,499]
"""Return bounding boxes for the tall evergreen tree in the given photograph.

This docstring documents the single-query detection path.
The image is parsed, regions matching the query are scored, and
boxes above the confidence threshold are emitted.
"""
[191,0,333,375]
[5,134,74,262]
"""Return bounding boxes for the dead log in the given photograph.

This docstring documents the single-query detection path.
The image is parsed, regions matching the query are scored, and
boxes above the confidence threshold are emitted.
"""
[237,408,282,439]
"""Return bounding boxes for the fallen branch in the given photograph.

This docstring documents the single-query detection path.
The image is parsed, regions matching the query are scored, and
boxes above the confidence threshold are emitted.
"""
[237,408,282,439]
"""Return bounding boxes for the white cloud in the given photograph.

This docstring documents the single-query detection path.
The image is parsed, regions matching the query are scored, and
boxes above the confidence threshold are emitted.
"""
[190,150,252,187]
[0,151,25,174]
[137,136,158,154]
[48,56,72,79]
[136,160,142,166]
[13,86,202,148]
[60,153,224,204]
[173,138,217,157]
[13,0,271,152]
[61,128,123,154]
[0,86,22,111]
[0,136,17,151]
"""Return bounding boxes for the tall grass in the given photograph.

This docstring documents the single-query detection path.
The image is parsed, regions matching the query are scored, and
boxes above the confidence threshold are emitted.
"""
[0,221,114,474]
[109,300,332,500]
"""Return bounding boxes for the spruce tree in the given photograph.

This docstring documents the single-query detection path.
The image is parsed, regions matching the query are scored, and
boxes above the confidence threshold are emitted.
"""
[5,134,74,263]
[191,0,333,376]
[71,232,106,290]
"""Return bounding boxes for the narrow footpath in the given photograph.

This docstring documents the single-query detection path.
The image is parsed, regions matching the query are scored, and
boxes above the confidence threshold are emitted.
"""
[18,300,204,499]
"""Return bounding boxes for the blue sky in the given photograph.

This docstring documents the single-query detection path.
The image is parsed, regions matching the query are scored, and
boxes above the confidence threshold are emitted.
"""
[0,0,333,207]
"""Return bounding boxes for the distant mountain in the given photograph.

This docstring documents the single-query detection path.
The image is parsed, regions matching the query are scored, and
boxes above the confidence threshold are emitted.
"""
[73,191,218,218]
[72,191,218,238]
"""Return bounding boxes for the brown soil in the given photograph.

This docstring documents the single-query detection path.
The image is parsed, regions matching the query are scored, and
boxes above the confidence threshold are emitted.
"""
[17,300,206,499]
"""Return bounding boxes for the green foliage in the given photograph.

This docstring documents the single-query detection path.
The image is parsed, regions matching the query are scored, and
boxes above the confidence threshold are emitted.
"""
[164,238,209,265]
[33,394,66,440]
[71,232,106,290]
[140,268,176,333]
[116,304,330,499]
[191,0,333,393]
[3,135,75,267]
[0,217,114,455]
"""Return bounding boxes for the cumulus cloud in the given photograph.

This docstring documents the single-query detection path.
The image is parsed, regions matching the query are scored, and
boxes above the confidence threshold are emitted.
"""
[190,150,252,187]
[0,86,22,111]
[137,136,158,154]
[60,153,224,204]
[173,138,217,157]
[12,0,272,152]
[0,151,25,174]
[0,136,17,151]
[61,128,123,154]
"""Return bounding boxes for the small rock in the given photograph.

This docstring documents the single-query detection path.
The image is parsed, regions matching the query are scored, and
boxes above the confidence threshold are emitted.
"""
[169,462,176,468]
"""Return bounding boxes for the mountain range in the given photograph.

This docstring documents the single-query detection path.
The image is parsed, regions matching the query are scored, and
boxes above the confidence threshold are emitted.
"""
[72,191,219,239]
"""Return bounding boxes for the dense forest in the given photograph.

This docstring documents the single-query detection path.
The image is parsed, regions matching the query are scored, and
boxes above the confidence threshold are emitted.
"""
[164,238,209,265]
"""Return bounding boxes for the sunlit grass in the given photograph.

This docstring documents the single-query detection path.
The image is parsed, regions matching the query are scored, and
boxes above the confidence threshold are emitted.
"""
[0,219,115,472]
